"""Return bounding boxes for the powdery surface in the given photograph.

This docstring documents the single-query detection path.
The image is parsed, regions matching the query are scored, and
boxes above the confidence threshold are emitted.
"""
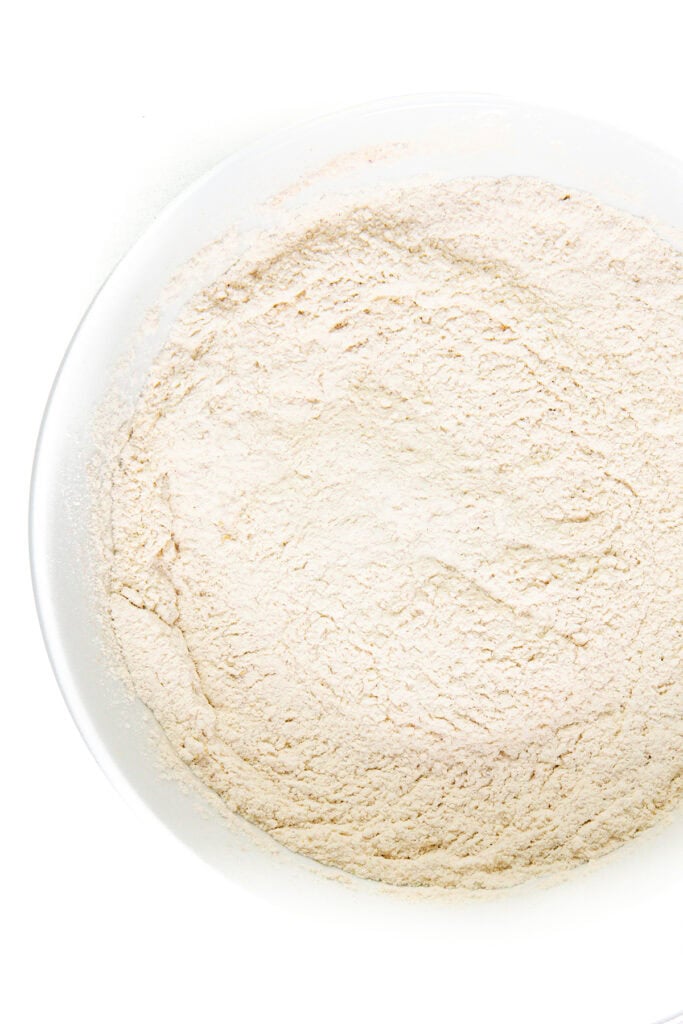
[105,177,683,889]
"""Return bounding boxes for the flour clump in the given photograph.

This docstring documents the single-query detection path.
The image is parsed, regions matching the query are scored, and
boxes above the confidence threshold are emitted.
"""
[104,177,683,888]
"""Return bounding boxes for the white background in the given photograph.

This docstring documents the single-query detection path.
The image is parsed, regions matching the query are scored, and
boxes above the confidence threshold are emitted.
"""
[3,2,682,1022]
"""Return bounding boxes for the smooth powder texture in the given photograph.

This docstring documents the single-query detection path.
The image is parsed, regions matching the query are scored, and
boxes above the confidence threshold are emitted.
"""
[105,177,683,889]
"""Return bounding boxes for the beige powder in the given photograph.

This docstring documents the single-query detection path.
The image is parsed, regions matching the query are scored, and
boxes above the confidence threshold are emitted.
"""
[104,176,683,889]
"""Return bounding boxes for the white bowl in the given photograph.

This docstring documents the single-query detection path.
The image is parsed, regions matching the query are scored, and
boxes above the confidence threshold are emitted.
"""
[30,95,683,1024]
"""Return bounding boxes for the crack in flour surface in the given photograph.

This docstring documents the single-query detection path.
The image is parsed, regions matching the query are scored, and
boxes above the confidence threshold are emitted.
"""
[103,176,683,888]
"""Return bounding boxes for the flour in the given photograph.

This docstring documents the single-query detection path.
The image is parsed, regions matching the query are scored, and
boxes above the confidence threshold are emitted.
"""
[103,176,683,889]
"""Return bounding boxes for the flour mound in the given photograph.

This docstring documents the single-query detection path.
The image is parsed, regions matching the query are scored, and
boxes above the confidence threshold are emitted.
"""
[105,177,683,889]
